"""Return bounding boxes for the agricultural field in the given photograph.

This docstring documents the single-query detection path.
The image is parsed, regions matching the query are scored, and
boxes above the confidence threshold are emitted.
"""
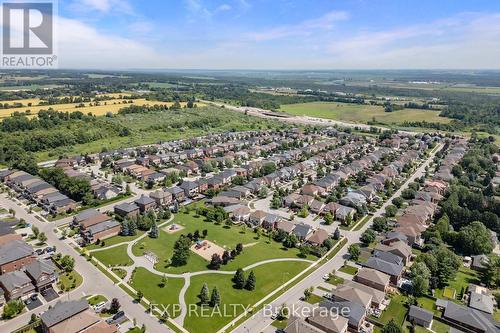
[0,97,205,119]
[280,101,451,125]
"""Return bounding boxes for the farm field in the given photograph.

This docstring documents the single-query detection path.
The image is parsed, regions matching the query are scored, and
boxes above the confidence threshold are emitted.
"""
[183,261,311,333]
[0,84,63,91]
[280,101,451,125]
[0,98,205,119]
[131,208,314,274]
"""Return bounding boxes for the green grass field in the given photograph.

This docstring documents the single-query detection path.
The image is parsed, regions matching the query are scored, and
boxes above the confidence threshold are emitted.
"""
[378,294,408,326]
[92,244,133,267]
[129,267,185,318]
[280,102,451,125]
[434,267,479,301]
[87,295,108,306]
[338,264,358,275]
[85,230,146,250]
[131,210,314,274]
[183,261,310,333]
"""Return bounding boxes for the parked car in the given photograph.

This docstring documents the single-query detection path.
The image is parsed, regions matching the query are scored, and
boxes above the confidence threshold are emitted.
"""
[93,301,106,312]
[113,311,125,320]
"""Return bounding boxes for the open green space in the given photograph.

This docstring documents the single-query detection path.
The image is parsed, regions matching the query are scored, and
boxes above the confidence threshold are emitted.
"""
[129,267,185,318]
[85,230,146,250]
[111,267,127,279]
[326,275,344,286]
[416,296,441,315]
[183,261,310,333]
[431,320,451,333]
[131,209,314,274]
[280,102,451,125]
[34,106,281,161]
[92,244,133,267]
[304,293,324,304]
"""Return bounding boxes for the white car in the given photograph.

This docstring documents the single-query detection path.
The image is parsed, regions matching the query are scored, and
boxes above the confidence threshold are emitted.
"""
[93,301,106,312]
[322,274,330,280]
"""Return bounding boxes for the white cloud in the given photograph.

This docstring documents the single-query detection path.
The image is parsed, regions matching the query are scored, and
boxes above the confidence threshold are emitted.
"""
[247,11,349,41]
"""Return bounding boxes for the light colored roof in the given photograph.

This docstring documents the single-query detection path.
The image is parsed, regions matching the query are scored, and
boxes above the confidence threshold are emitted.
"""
[343,280,385,305]
[41,299,89,328]
[307,312,348,333]
[332,284,372,308]
[0,240,33,265]
[469,292,494,314]
[356,267,390,286]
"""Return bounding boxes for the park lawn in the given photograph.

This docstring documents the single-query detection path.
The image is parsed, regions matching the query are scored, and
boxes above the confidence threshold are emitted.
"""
[87,295,108,306]
[183,261,310,333]
[378,294,408,326]
[338,265,358,275]
[85,230,146,250]
[435,267,479,301]
[92,244,133,267]
[280,102,451,125]
[132,211,313,274]
[129,267,185,318]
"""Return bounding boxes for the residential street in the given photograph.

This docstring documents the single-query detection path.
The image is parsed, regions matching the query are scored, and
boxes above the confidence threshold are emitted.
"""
[0,193,172,333]
[229,144,442,333]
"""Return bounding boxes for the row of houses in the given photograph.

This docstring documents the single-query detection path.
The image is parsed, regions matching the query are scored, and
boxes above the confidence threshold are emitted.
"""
[0,225,58,304]
[0,170,77,214]
[72,209,122,244]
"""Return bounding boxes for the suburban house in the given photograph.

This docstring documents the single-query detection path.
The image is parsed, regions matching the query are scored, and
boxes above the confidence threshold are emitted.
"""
[293,223,313,241]
[0,270,35,300]
[275,220,296,234]
[306,312,349,333]
[373,241,412,265]
[284,316,324,333]
[361,257,404,284]
[408,305,433,329]
[442,301,499,333]
[342,281,386,308]
[307,228,329,246]
[166,186,186,202]
[149,190,173,207]
[248,210,267,227]
[40,299,118,333]
[134,194,157,212]
[319,300,366,332]
[24,259,58,292]
[0,240,36,274]
[331,284,373,309]
[114,202,140,219]
[354,268,390,292]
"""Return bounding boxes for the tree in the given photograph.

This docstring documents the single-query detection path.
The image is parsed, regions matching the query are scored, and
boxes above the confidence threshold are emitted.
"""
[303,287,312,300]
[210,287,220,307]
[402,188,416,200]
[457,221,494,255]
[245,271,256,291]
[2,299,25,319]
[283,234,298,248]
[348,244,361,261]
[136,290,143,302]
[333,227,340,240]
[199,283,210,305]
[372,217,389,232]
[110,298,120,313]
[392,197,404,208]
[382,319,401,333]
[171,235,191,266]
[37,232,47,244]
[410,262,431,297]
[160,274,168,288]
[481,254,500,288]
[277,303,289,320]
[32,225,40,238]
[323,212,334,225]
[360,229,376,245]
[222,250,231,265]
[385,205,398,218]
[149,222,159,238]
[60,255,75,272]
[209,253,222,270]
[235,243,243,254]
[233,268,246,289]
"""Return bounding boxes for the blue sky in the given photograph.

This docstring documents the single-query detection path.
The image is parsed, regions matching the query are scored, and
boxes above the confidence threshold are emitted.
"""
[49,0,500,69]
